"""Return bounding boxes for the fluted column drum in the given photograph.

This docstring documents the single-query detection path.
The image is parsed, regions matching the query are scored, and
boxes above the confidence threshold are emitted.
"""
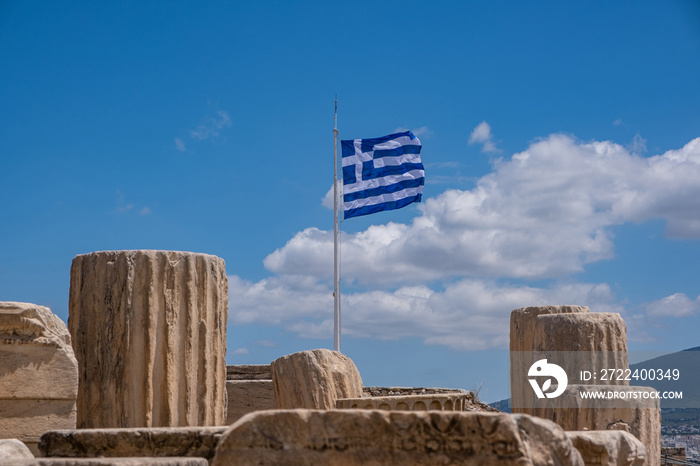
[69,250,228,428]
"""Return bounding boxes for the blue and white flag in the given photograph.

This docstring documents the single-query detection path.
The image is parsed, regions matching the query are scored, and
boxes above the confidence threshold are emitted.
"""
[341,131,424,219]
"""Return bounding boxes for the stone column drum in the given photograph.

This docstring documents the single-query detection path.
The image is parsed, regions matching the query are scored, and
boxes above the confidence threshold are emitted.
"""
[69,250,228,428]
[271,349,363,410]
[510,305,590,414]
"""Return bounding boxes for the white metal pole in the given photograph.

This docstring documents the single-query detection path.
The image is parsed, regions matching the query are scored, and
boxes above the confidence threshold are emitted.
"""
[333,96,341,352]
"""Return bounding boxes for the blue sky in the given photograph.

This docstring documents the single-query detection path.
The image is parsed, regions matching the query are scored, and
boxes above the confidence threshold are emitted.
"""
[2,1,699,403]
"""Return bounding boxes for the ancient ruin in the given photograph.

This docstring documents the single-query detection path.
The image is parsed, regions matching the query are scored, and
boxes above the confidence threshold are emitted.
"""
[225,365,275,424]
[271,348,363,410]
[68,250,228,429]
[212,409,585,465]
[0,251,664,465]
[510,305,661,465]
[0,302,78,454]
[567,430,646,466]
[510,305,590,414]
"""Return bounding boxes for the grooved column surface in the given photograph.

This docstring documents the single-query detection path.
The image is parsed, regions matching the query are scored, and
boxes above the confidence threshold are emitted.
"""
[68,250,228,428]
[510,306,589,413]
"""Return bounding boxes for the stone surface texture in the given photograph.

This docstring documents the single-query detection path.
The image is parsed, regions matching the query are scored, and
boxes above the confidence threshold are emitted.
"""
[271,349,363,410]
[0,302,78,454]
[363,387,466,397]
[227,365,271,380]
[0,438,34,460]
[212,409,584,465]
[39,426,227,461]
[336,393,470,411]
[225,365,275,424]
[533,385,660,466]
[1,459,208,466]
[68,250,228,428]
[533,313,629,385]
[225,380,275,425]
[510,305,590,413]
[567,430,645,466]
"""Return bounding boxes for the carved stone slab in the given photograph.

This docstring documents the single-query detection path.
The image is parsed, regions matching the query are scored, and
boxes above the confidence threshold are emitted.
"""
[3,458,208,465]
[0,302,78,454]
[212,409,584,465]
[336,393,469,411]
[39,426,227,461]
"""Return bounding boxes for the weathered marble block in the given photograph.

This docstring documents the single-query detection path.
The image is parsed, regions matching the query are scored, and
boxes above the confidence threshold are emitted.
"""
[39,426,227,461]
[225,380,275,424]
[567,430,645,466]
[533,384,659,466]
[212,409,584,465]
[6,458,208,465]
[225,364,276,424]
[533,313,629,385]
[336,393,469,411]
[510,305,590,414]
[68,250,228,428]
[227,364,271,380]
[0,438,34,461]
[0,302,78,454]
[271,349,363,410]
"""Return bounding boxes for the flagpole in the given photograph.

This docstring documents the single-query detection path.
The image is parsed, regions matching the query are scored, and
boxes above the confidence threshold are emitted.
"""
[333,96,341,352]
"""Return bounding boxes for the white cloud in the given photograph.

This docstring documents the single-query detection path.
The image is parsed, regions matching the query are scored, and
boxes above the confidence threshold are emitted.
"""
[469,121,499,153]
[229,274,623,350]
[232,347,250,355]
[644,293,700,318]
[232,134,700,350]
[139,206,152,215]
[627,133,647,154]
[322,181,342,210]
[189,110,232,141]
[175,138,186,152]
[393,126,433,138]
[269,135,700,287]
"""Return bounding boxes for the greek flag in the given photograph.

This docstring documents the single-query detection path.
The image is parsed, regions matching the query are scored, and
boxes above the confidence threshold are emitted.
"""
[341,131,424,219]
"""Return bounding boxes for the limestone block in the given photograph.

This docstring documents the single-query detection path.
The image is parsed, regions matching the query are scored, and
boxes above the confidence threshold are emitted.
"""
[3,459,208,465]
[336,393,469,411]
[0,400,76,454]
[0,302,78,455]
[39,426,227,461]
[225,380,275,424]
[510,305,589,413]
[533,313,629,385]
[212,409,584,465]
[0,302,78,399]
[271,349,363,410]
[567,430,645,466]
[68,250,228,428]
[0,439,34,461]
[533,385,660,466]
[227,365,272,380]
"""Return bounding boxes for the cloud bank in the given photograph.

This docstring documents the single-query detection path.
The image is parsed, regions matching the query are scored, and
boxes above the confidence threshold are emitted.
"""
[230,133,700,350]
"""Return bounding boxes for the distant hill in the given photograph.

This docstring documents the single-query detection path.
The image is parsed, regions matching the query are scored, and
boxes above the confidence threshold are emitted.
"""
[489,346,700,429]
[629,346,700,409]
[488,398,510,413]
